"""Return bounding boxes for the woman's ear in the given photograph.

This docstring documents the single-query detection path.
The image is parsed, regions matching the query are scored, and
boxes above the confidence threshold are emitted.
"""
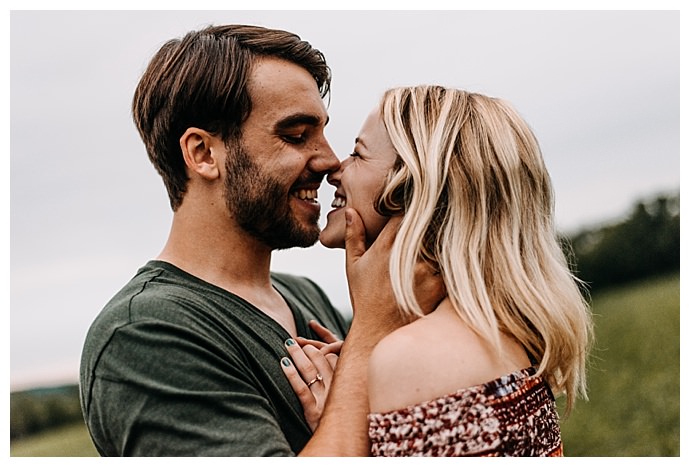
[179,127,221,181]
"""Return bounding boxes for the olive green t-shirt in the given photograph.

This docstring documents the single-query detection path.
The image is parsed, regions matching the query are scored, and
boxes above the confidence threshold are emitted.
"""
[79,260,348,456]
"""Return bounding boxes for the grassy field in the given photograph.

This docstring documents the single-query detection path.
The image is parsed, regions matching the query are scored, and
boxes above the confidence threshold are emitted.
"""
[560,273,680,456]
[10,421,99,457]
[11,273,680,457]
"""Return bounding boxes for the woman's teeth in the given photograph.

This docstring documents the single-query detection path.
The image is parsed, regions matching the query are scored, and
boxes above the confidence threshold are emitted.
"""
[331,196,346,208]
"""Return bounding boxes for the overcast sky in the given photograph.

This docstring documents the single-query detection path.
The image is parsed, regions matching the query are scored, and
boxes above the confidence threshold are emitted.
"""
[9,9,680,390]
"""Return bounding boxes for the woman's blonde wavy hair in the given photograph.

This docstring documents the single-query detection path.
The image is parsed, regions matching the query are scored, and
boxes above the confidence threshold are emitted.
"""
[376,85,593,413]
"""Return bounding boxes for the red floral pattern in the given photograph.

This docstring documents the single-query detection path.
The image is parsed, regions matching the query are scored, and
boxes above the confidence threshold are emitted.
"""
[368,367,563,457]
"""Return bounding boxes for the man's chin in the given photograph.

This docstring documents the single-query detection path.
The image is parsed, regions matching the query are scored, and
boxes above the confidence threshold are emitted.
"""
[269,228,320,251]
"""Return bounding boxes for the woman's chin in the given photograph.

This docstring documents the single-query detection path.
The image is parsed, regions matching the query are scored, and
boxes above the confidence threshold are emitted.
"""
[319,228,345,250]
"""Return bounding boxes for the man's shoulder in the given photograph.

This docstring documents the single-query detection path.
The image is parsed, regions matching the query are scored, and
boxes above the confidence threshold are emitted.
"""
[94,262,174,317]
[270,271,317,289]
[271,272,328,302]
[84,261,204,343]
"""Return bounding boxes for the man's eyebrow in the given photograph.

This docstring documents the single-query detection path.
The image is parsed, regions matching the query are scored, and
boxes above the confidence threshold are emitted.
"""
[275,113,329,131]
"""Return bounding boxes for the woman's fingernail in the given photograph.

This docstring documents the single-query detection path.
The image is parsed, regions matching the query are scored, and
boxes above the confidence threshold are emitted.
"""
[285,338,296,347]
[281,357,292,367]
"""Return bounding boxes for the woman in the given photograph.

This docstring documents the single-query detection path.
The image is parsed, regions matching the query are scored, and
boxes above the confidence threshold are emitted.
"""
[288,85,593,456]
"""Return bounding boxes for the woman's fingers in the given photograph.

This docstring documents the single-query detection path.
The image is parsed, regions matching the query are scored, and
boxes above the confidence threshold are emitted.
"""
[284,339,318,382]
[325,353,338,371]
[295,336,325,349]
[308,320,341,344]
[294,337,343,355]
[344,208,367,270]
[293,321,343,357]
[280,356,317,428]
[302,344,334,388]
[280,355,310,396]
[281,338,336,431]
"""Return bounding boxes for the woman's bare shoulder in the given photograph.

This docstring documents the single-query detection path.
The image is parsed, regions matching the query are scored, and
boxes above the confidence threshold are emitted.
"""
[367,306,458,413]
[367,299,529,414]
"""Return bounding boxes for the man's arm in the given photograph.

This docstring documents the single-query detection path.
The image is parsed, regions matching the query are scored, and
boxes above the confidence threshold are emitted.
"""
[83,320,299,456]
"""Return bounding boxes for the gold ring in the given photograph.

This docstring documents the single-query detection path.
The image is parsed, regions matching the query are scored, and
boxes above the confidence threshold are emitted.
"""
[307,373,323,388]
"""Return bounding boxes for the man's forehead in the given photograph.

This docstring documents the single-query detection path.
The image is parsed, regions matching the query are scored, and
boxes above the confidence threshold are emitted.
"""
[248,57,319,97]
[246,58,328,126]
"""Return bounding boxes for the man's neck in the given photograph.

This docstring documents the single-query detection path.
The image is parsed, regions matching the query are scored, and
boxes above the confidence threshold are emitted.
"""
[157,208,274,293]
[157,210,298,336]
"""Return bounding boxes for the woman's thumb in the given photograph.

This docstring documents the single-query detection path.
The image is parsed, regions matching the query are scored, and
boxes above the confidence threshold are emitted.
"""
[344,208,366,267]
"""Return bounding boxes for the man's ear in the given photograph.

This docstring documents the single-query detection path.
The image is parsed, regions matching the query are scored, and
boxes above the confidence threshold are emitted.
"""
[180,127,221,181]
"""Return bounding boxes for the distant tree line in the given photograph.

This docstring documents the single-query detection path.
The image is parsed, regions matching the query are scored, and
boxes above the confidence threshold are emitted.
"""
[10,384,83,440]
[563,191,680,292]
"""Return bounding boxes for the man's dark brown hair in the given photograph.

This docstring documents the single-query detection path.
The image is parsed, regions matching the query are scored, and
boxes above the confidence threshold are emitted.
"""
[132,24,332,210]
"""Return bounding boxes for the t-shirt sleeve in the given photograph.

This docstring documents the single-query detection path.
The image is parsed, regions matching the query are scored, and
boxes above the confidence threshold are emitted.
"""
[83,320,295,457]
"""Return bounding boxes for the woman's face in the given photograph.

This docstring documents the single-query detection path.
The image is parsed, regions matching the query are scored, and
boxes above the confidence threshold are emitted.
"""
[320,106,398,249]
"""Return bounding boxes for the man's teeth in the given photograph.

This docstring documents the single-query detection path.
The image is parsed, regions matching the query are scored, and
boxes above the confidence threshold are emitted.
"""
[331,197,346,208]
[295,189,318,201]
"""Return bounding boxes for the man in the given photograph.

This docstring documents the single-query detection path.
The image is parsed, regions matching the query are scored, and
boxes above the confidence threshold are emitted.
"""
[79,24,419,456]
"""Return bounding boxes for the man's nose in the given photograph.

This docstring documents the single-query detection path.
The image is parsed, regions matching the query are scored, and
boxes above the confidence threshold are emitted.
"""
[309,138,340,174]
[326,161,344,186]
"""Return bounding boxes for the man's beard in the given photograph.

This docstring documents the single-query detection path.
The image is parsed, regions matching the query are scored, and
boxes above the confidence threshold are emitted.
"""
[224,144,321,250]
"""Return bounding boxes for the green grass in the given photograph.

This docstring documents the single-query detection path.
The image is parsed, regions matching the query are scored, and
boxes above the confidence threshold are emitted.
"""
[10,274,680,457]
[10,421,99,457]
[560,273,680,456]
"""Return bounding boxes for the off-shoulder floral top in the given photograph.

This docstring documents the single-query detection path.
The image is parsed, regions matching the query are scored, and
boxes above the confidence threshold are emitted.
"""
[368,367,563,457]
